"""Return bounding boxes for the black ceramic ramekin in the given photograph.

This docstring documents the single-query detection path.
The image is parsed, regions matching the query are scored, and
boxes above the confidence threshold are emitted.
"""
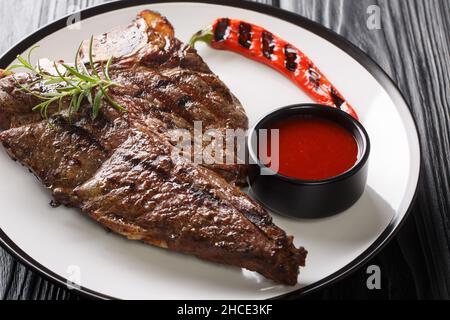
[247,104,370,219]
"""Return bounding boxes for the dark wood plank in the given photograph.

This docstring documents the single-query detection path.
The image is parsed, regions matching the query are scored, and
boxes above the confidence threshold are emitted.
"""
[0,0,448,300]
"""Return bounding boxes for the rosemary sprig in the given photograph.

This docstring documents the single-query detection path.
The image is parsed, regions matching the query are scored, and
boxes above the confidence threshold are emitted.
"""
[4,36,126,120]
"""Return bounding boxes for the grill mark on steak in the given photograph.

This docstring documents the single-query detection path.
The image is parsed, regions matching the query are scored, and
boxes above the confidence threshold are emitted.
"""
[110,68,219,128]
[49,113,108,154]
[158,68,247,129]
[120,148,224,210]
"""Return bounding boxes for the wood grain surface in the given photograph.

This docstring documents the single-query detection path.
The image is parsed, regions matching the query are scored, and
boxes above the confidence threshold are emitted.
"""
[0,0,448,300]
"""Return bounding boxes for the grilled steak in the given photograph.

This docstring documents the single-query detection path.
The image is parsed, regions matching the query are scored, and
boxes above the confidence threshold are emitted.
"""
[0,10,307,285]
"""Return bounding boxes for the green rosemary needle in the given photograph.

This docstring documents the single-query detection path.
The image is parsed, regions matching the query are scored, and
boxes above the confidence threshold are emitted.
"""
[4,36,127,120]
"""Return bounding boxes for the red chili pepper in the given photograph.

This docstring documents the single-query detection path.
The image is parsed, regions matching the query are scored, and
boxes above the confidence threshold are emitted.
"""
[190,18,358,120]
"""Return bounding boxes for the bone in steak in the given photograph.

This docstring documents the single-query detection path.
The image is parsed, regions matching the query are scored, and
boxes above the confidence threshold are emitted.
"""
[0,10,306,285]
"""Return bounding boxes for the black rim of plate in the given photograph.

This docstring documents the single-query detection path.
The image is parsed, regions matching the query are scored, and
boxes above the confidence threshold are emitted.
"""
[0,0,422,300]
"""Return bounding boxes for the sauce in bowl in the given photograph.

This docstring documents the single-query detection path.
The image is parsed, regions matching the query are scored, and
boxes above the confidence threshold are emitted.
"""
[249,104,370,218]
[267,115,358,180]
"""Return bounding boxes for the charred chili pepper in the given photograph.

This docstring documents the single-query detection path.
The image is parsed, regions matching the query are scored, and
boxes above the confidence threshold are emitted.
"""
[190,18,358,119]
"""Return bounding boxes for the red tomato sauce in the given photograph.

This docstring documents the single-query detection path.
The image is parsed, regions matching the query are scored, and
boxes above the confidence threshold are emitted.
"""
[266,115,358,180]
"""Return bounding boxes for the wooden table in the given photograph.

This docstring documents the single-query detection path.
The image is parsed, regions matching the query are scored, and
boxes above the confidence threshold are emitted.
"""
[0,0,448,300]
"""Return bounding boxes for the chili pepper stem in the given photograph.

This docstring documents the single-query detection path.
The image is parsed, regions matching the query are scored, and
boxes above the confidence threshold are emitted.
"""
[189,25,213,48]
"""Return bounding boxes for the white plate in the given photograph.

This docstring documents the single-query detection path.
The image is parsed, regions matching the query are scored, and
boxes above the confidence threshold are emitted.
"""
[0,1,420,299]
